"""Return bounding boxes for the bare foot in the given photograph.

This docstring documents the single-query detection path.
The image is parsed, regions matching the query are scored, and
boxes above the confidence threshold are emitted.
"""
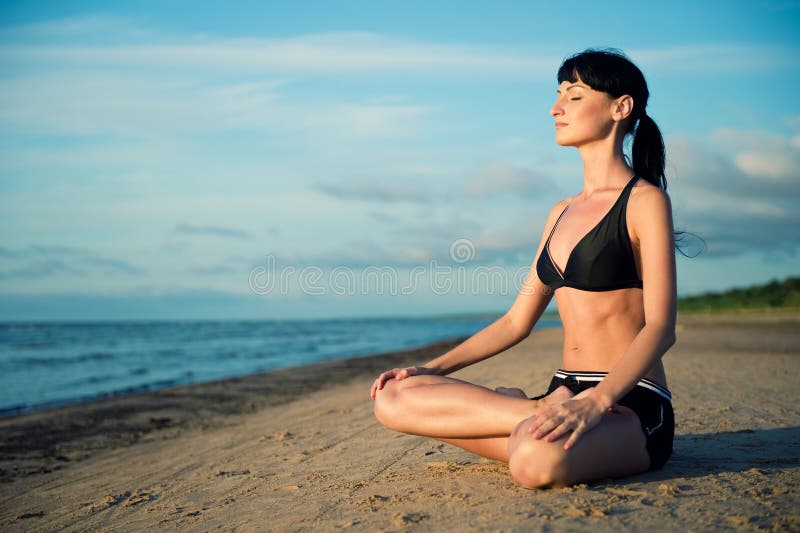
[494,386,528,399]
[540,385,575,406]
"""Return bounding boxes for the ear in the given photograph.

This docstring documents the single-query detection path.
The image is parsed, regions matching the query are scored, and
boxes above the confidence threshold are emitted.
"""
[611,94,634,123]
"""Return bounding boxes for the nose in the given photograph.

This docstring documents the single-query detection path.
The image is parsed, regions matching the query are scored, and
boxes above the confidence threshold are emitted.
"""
[550,100,563,118]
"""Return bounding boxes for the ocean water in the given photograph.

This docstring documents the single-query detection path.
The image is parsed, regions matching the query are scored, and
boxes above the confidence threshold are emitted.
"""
[0,316,559,417]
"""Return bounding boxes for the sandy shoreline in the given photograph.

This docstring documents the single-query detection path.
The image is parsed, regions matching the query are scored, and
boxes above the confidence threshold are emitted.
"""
[0,337,469,482]
[2,314,799,531]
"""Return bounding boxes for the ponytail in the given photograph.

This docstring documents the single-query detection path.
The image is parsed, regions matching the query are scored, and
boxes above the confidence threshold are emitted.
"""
[631,113,666,191]
[633,112,704,256]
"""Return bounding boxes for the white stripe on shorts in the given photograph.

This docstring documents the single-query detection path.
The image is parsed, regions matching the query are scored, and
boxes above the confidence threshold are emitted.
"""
[554,369,672,402]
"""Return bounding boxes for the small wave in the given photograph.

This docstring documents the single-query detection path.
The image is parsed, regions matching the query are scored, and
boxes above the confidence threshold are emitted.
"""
[11,341,57,349]
[157,349,183,358]
[9,351,115,367]
[77,352,114,362]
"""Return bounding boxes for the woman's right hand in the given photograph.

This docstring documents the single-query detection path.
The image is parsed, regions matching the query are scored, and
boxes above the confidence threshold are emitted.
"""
[370,366,436,400]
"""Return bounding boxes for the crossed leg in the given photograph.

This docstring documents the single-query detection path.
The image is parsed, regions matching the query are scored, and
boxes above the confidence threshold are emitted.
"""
[507,405,650,487]
[373,374,651,487]
[372,375,570,462]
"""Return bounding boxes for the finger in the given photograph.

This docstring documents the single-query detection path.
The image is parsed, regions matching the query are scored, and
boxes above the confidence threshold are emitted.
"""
[545,422,574,442]
[401,367,418,379]
[527,410,550,433]
[532,417,561,439]
[528,406,555,430]
[564,426,583,450]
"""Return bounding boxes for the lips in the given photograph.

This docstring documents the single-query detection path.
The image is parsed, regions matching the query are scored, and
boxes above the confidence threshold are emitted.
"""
[555,122,568,128]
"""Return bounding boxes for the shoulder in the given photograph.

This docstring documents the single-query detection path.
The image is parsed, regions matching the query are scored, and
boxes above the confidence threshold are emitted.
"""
[629,178,672,213]
[542,196,572,226]
[628,179,674,238]
[534,196,573,242]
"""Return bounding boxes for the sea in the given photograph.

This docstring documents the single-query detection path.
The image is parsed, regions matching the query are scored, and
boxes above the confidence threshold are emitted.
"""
[0,315,560,418]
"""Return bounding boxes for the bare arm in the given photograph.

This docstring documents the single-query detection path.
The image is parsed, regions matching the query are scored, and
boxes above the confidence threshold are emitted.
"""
[589,186,678,409]
[421,312,535,376]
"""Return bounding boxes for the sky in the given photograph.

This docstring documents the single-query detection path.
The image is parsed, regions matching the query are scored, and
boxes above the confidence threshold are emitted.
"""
[0,0,798,321]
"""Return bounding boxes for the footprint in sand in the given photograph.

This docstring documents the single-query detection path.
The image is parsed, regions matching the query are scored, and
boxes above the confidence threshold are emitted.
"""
[87,491,131,514]
[392,512,428,526]
[361,494,389,511]
[12,511,45,522]
[216,469,251,478]
[123,491,157,507]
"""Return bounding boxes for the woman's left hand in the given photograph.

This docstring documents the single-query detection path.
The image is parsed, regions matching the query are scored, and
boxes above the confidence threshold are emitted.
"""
[527,389,609,451]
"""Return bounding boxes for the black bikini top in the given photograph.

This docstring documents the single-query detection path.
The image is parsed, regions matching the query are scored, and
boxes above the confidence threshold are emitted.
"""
[536,175,643,292]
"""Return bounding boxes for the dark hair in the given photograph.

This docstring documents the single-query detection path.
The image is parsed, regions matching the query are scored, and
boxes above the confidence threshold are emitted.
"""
[557,48,704,257]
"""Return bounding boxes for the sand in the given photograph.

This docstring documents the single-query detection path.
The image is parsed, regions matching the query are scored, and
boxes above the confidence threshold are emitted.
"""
[1,314,798,531]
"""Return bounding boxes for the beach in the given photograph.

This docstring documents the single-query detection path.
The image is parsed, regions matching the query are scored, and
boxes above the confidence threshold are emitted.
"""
[1,314,798,531]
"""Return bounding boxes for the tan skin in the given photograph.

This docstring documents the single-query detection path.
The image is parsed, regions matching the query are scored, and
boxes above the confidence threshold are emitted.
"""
[370,76,677,488]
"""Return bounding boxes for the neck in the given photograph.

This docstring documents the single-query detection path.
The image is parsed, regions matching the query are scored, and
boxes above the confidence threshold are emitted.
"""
[576,132,632,196]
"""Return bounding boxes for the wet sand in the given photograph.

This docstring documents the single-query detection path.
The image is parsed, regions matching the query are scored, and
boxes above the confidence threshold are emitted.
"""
[1,314,798,531]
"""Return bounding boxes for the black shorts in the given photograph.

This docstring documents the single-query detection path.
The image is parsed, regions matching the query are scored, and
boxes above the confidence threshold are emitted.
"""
[531,369,674,471]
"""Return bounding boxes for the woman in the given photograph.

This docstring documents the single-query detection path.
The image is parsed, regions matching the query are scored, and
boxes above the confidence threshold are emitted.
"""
[370,48,677,488]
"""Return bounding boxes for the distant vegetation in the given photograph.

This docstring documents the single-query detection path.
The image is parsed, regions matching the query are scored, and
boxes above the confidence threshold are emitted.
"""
[678,276,800,313]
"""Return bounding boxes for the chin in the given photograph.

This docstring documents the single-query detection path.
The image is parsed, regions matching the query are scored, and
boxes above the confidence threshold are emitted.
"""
[554,135,578,147]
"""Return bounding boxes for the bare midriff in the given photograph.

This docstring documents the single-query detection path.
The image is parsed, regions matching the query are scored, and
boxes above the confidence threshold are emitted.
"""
[554,286,668,389]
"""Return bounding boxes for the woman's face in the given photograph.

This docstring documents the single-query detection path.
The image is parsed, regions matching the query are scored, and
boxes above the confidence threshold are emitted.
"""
[550,78,617,147]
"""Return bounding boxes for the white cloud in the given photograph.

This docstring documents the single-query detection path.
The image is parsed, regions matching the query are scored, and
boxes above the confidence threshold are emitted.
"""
[0,69,431,141]
[712,128,800,181]
[632,43,797,72]
[735,151,798,179]
[666,126,800,257]
[0,31,555,76]
[316,180,429,203]
[2,16,796,78]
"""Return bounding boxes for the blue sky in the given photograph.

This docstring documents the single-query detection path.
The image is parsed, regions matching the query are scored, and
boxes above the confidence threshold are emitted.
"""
[1,1,798,320]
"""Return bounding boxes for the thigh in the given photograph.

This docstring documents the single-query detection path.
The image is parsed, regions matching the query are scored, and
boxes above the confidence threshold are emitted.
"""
[385,373,492,390]
[508,405,650,487]
[375,375,542,438]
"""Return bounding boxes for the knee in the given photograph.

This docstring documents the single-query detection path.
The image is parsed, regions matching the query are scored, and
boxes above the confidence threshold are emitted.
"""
[373,379,404,430]
[508,437,570,489]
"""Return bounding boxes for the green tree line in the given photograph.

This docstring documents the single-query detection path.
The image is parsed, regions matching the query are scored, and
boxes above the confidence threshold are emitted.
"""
[678,276,800,313]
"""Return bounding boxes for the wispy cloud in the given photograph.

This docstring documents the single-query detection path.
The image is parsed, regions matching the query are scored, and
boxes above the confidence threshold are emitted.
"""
[0,31,555,76]
[0,245,145,279]
[2,17,796,76]
[632,43,797,72]
[185,265,237,276]
[315,180,430,203]
[174,223,250,239]
[461,161,554,198]
[0,70,431,140]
